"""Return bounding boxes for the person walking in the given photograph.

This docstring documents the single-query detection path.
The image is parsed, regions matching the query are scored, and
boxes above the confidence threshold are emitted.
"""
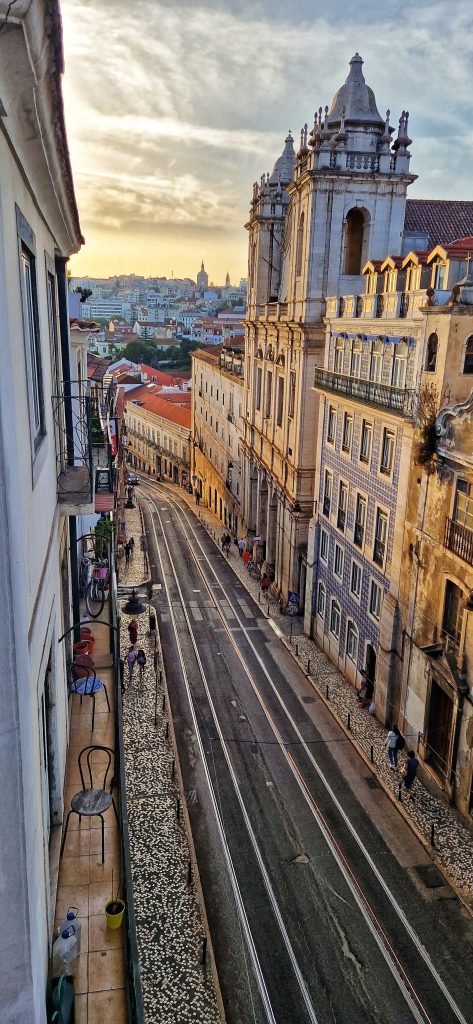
[128,618,138,645]
[403,751,420,798]
[124,542,130,567]
[385,726,404,769]
[195,489,200,506]
[128,536,135,559]
[127,646,137,681]
[136,649,147,682]
[260,574,271,593]
[238,537,245,558]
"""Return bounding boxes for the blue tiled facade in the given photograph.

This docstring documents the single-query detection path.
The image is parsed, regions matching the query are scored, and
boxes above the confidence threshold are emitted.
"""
[312,329,415,676]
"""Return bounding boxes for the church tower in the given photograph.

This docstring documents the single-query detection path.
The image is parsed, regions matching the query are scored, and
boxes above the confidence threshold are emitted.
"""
[196,260,209,291]
[280,53,416,322]
[225,271,231,288]
[241,54,416,605]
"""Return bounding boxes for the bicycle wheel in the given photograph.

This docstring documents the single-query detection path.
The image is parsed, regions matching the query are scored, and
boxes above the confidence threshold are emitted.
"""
[85,578,105,617]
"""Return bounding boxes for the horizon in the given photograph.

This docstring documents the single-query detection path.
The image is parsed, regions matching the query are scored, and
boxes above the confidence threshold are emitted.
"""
[61,0,473,279]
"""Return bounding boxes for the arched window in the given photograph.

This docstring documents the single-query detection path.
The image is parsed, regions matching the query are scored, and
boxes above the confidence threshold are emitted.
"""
[296,212,305,278]
[330,599,341,640]
[425,333,438,372]
[317,581,326,618]
[463,336,473,374]
[344,208,369,275]
[346,621,358,663]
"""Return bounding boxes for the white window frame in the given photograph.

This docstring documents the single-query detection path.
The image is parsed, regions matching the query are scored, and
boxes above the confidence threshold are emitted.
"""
[369,579,382,622]
[330,598,341,640]
[320,528,329,564]
[317,581,326,618]
[350,559,362,600]
[380,427,395,477]
[346,620,358,663]
[341,412,353,453]
[334,542,344,580]
[373,507,388,568]
[323,469,333,518]
[359,419,372,465]
[327,405,336,444]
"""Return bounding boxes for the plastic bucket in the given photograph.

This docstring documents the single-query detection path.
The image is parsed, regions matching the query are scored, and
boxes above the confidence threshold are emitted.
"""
[105,899,125,929]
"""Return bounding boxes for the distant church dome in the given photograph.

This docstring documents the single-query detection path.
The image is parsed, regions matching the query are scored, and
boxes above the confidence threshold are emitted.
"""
[269,132,296,185]
[197,260,209,290]
[327,53,384,128]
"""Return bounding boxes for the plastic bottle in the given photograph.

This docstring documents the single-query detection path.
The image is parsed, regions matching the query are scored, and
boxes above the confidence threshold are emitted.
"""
[51,926,79,977]
[57,908,81,955]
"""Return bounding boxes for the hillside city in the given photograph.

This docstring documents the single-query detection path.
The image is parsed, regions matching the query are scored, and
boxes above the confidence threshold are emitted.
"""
[2,4,473,1024]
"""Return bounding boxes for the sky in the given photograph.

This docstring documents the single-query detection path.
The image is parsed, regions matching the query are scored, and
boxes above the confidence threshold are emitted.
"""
[61,0,473,283]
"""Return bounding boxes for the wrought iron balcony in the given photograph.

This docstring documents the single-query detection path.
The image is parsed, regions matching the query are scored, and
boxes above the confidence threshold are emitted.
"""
[313,368,415,418]
[445,517,473,565]
[53,385,94,514]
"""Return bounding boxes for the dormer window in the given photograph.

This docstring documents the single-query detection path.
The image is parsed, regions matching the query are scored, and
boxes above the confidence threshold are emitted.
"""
[432,262,447,289]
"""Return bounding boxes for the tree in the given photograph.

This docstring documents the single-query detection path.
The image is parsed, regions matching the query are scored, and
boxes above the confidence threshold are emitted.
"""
[74,287,93,303]
[123,340,160,366]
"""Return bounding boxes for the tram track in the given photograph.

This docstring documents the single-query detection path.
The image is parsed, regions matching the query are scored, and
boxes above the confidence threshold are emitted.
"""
[141,478,471,1024]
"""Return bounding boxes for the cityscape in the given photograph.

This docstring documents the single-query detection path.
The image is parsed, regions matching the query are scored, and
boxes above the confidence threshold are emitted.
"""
[1,3,473,1024]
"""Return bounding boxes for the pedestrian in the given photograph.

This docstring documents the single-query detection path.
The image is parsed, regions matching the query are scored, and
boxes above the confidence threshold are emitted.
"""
[356,671,367,705]
[260,574,271,592]
[127,646,137,681]
[385,726,404,769]
[124,542,130,567]
[195,489,200,506]
[359,676,374,709]
[128,618,138,645]
[238,537,245,558]
[243,548,251,567]
[136,649,147,682]
[403,750,420,798]
[129,536,135,558]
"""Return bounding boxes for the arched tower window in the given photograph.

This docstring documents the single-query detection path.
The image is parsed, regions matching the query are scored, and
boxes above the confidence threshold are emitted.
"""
[343,208,369,275]
[425,333,438,372]
[295,212,305,278]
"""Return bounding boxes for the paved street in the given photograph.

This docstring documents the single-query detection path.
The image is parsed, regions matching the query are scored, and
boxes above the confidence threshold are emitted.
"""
[139,478,473,1024]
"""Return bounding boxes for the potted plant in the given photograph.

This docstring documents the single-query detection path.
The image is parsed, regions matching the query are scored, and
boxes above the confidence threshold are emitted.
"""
[105,873,125,930]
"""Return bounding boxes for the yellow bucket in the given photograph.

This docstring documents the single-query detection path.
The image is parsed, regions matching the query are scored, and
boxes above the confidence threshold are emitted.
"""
[105,899,125,929]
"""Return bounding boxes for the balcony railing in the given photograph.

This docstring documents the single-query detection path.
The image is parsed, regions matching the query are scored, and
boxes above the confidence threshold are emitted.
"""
[445,517,473,565]
[53,384,94,513]
[399,292,410,319]
[375,293,385,318]
[313,368,415,418]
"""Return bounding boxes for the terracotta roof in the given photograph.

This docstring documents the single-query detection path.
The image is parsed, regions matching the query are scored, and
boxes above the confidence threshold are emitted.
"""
[404,200,473,248]
[70,317,101,332]
[139,365,175,385]
[126,392,191,428]
[87,354,110,381]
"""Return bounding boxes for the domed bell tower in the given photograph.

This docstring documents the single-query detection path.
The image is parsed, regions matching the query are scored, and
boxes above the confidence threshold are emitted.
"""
[246,133,295,317]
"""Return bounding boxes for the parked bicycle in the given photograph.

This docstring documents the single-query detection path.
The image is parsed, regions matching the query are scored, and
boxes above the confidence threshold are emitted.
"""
[85,561,109,617]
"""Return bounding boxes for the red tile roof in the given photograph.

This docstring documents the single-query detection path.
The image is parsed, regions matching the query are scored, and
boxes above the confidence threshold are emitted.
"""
[404,200,473,248]
[139,364,175,385]
[126,392,191,428]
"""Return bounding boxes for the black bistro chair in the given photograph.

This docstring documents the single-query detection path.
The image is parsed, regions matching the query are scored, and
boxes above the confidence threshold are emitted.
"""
[60,745,119,863]
[69,660,110,731]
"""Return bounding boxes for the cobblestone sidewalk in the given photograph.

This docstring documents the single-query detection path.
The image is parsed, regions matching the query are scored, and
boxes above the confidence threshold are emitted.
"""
[118,502,149,588]
[162,483,473,907]
[120,607,223,1024]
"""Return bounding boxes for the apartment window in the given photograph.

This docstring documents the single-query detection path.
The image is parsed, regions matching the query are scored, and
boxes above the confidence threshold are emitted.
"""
[392,341,407,388]
[256,366,262,409]
[288,371,296,417]
[337,481,348,532]
[373,508,388,566]
[216,389,219,401]
[360,420,372,464]
[463,337,473,374]
[442,580,464,645]
[334,543,344,579]
[354,494,366,548]
[334,337,344,374]
[453,479,473,530]
[369,580,382,620]
[350,560,362,598]
[369,340,383,383]
[19,244,45,445]
[265,371,273,417]
[350,338,362,377]
[211,385,213,397]
[327,406,336,444]
[425,333,438,372]
[323,470,332,517]
[317,581,326,618]
[342,412,353,453]
[320,528,329,563]
[276,376,284,426]
[330,599,341,640]
[346,621,358,663]
[380,428,395,476]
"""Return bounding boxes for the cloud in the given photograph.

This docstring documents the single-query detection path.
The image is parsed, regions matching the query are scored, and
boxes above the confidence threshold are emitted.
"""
[61,0,473,278]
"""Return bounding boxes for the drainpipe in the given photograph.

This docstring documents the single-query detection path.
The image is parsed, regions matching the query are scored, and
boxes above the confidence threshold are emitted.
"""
[56,257,80,642]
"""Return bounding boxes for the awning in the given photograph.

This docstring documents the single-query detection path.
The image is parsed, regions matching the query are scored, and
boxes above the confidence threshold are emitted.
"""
[95,493,115,513]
